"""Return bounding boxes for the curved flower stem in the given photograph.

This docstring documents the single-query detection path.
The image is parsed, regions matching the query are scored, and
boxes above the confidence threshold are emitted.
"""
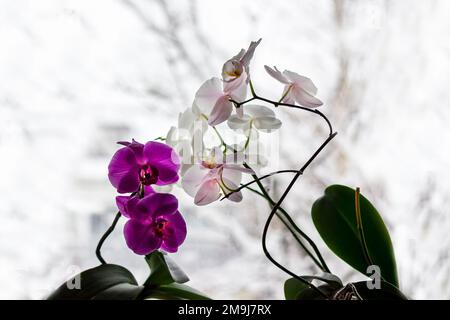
[231,79,334,136]
[243,162,331,274]
[244,186,325,271]
[95,211,122,265]
[220,169,298,200]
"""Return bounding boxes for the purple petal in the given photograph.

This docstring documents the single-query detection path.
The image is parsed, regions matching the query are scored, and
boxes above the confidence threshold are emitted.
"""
[124,219,162,255]
[161,211,187,253]
[117,139,145,164]
[108,147,140,193]
[143,141,180,173]
[149,160,180,186]
[137,192,179,218]
[116,196,130,218]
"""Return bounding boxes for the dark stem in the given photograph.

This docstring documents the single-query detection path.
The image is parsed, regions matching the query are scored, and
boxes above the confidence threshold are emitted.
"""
[95,211,122,265]
[245,186,325,271]
[220,169,299,201]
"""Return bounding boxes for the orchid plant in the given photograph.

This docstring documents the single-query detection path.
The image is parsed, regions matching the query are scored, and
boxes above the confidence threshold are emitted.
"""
[49,39,407,300]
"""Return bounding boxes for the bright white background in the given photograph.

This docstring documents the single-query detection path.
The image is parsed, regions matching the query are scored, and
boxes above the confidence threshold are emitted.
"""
[1,0,449,299]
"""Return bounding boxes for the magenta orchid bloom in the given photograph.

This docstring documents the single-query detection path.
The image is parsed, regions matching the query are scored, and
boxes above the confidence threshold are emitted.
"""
[116,191,187,255]
[108,140,180,193]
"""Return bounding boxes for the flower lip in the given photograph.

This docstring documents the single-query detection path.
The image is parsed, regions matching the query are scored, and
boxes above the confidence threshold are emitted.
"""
[139,164,159,185]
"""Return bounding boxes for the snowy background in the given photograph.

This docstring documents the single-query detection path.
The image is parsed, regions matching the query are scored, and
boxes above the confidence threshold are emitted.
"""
[1,0,450,299]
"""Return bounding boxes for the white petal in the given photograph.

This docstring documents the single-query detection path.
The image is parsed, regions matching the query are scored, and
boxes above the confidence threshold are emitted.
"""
[224,151,245,165]
[264,65,289,84]
[223,164,254,174]
[253,116,282,130]
[227,114,251,130]
[182,165,209,197]
[223,71,246,93]
[240,38,262,69]
[166,126,178,147]
[281,86,296,104]
[226,73,248,102]
[221,178,243,202]
[244,104,275,118]
[194,180,221,206]
[292,87,323,108]
[208,95,233,126]
[194,77,223,115]
[178,108,196,130]
[283,70,318,95]
[222,167,243,186]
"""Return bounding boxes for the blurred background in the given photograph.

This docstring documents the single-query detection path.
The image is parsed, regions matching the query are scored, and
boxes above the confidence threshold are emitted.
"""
[1,0,450,299]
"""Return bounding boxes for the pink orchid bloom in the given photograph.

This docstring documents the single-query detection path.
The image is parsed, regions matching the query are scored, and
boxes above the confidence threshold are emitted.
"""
[222,38,262,83]
[194,77,247,126]
[264,65,323,108]
[181,147,253,206]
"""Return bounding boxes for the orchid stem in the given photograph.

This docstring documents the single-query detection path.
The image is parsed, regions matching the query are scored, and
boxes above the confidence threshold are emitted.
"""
[95,211,122,265]
[244,186,325,271]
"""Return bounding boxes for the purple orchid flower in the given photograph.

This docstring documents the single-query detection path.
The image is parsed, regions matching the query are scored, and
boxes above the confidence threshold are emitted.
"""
[108,140,180,193]
[116,191,187,255]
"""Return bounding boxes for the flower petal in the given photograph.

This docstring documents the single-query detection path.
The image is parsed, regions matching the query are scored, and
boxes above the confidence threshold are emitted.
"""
[153,160,180,185]
[283,70,318,95]
[244,104,275,118]
[143,141,180,167]
[194,179,221,206]
[222,167,243,186]
[221,178,243,202]
[208,96,233,126]
[194,77,223,115]
[292,87,323,108]
[253,116,282,130]
[227,114,251,130]
[124,219,161,255]
[116,196,132,218]
[182,165,209,197]
[161,211,187,253]
[240,38,262,69]
[108,147,140,193]
[137,192,179,218]
[264,65,289,84]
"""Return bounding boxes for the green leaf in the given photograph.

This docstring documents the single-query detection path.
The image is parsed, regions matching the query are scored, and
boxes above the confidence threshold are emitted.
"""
[47,264,139,300]
[284,274,343,300]
[92,283,144,300]
[144,283,211,300]
[284,278,309,300]
[145,251,189,286]
[296,284,339,300]
[311,184,399,287]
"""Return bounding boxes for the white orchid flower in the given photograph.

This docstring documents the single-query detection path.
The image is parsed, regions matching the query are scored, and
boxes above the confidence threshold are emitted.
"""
[193,77,247,126]
[222,38,261,83]
[227,104,282,132]
[181,147,253,206]
[166,106,207,175]
[264,65,323,108]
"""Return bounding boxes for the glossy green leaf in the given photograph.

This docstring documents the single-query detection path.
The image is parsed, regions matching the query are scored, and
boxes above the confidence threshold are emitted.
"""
[145,251,189,285]
[144,283,211,300]
[284,274,343,300]
[284,278,309,300]
[47,264,138,300]
[311,185,399,287]
[92,283,144,300]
